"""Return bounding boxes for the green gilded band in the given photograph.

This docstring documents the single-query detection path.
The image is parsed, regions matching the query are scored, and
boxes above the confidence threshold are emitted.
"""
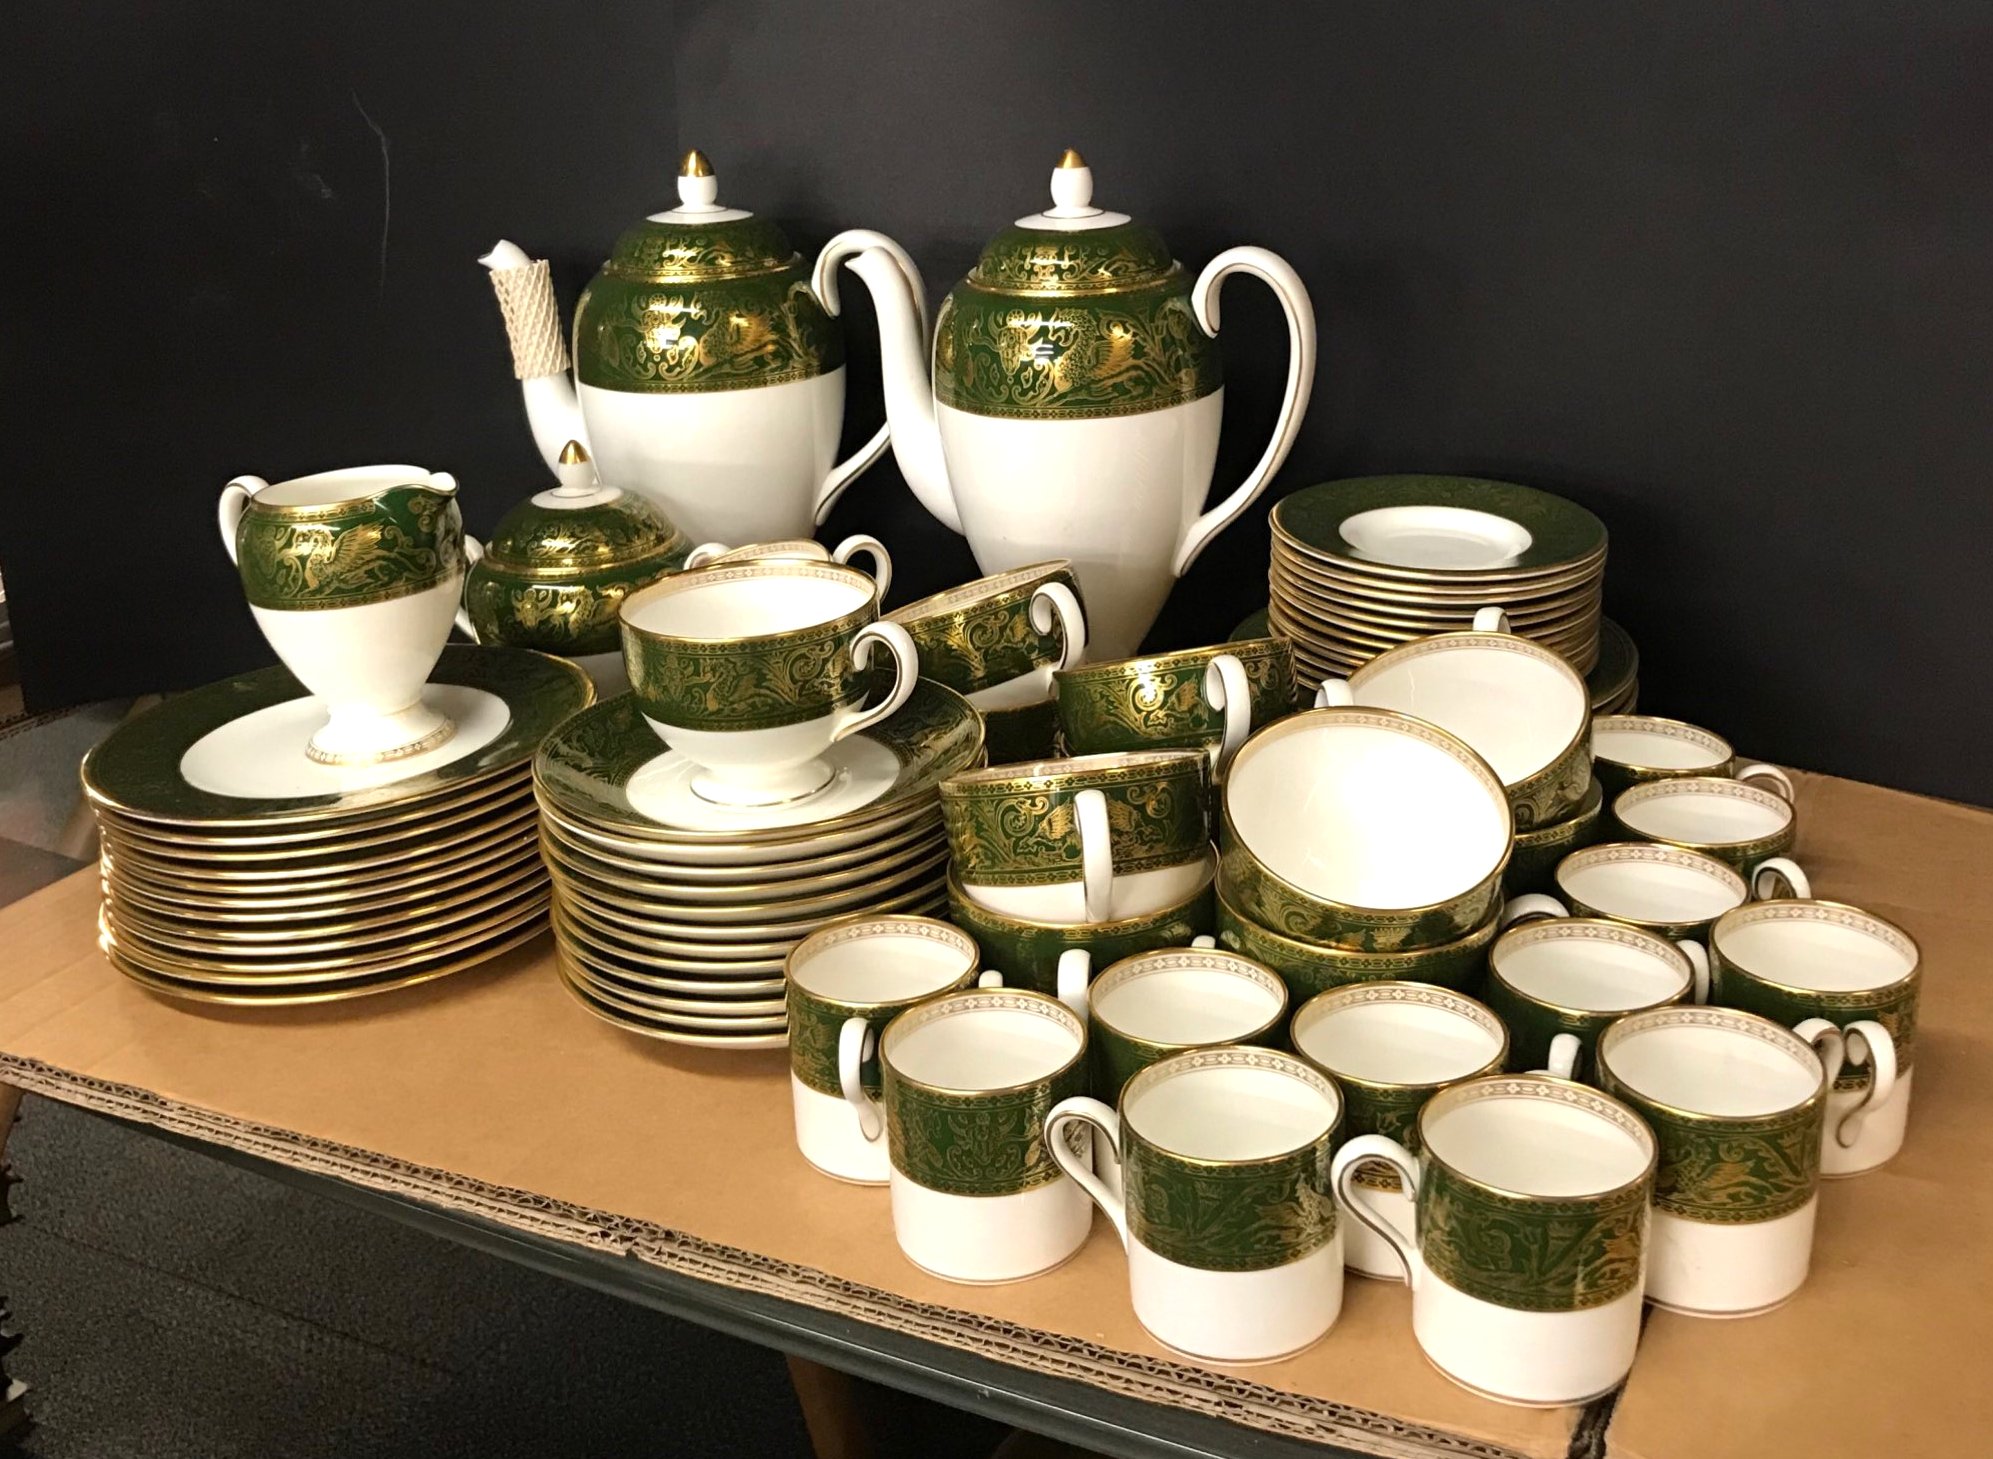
[1419,1157,1648,1312]
[1508,739,1596,833]
[942,764,1209,887]
[1219,841,1497,954]
[1214,900,1490,1000]
[886,1063,1087,1197]
[626,618,869,732]
[897,579,1074,696]
[1056,642,1296,755]
[465,557,685,656]
[1606,1086,1822,1224]
[787,988,877,1099]
[1485,980,1619,1076]
[1123,1125,1338,1273]
[236,487,462,611]
[1712,958,1918,1093]
[1341,1082,1432,1192]
[576,268,842,394]
[948,881,1215,996]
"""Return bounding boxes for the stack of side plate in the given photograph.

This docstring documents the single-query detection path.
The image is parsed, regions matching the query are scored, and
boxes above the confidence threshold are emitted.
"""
[1268,476,1609,682]
[533,682,984,1050]
[85,647,594,1005]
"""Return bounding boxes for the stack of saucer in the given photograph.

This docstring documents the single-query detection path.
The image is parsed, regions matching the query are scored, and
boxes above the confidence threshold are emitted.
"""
[534,682,984,1048]
[1268,476,1609,680]
[85,647,592,1005]
[1588,617,1639,714]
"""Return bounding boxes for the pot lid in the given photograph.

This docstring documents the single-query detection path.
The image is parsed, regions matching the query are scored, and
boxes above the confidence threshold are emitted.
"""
[968,150,1177,295]
[482,443,691,576]
[602,151,799,284]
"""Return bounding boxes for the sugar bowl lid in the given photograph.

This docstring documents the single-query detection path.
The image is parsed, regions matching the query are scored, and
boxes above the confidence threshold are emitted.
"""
[601,150,799,285]
[481,442,690,577]
[967,149,1178,295]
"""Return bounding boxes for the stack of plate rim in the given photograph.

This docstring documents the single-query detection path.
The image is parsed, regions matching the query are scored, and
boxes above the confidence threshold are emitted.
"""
[85,646,593,1006]
[1268,476,1609,683]
[533,680,984,1050]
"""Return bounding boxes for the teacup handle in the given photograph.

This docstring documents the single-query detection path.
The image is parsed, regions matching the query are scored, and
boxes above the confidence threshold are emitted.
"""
[1046,1096,1128,1248]
[1313,677,1354,710]
[1030,582,1089,672]
[1472,605,1511,633]
[1834,1019,1900,1149]
[454,536,484,641]
[1055,948,1092,1021]
[1075,788,1115,923]
[1201,653,1253,776]
[683,541,727,569]
[1330,1134,1424,1290]
[217,476,267,563]
[837,1017,886,1144]
[831,621,919,746]
[831,535,893,604]
[1540,1032,1584,1080]
[1502,893,1570,928]
[1676,938,1711,1003]
[1753,856,1812,901]
[1737,762,1795,802]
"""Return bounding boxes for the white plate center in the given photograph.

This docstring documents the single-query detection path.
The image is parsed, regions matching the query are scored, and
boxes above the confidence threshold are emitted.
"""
[1339,505,1533,569]
[625,734,899,831]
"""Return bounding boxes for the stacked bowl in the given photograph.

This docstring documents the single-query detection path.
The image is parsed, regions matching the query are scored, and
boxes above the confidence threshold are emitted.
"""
[1267,475,1609,679]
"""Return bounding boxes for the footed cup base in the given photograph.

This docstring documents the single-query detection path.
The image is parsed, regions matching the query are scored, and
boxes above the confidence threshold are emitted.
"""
[305,701,457,767]
[691,759,837,808]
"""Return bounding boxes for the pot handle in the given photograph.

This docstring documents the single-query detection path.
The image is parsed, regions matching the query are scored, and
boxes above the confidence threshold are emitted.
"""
[1075,788,1115,924]
[830,621,919,746]
[810,230,929,525]
[1030,582,1089,673]
[217,476,267,564]
[455,536,484,641]
[1331,1134,1424,1290]
[1046,1097,1128,1249]
[1173,247,1316,576]
[1201,653,1253,778]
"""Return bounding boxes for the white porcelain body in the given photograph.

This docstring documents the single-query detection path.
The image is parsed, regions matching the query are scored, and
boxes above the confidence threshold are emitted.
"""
[573,373,844,542]
[1822,1067,1912,1175]
[645,714,866,802]
[1127,1230,1343,1363]
[791,1073,888,1184]
[961,857,1212,927]
[888,1168,1091,1283]
[1415,1271,1644,1406]
[1646,1198,1816,1315]
[935,397,1222,659]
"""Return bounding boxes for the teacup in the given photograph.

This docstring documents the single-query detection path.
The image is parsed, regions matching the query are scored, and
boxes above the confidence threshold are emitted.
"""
[1597,1005,1838,1315]
[1053,943,1287,1103]
[940,751,1211,924]
[1333,1074,1657,1406]
[1215,887,1497,1001]
[1504,778,1606,898]
[1488,900,1710,1077]
[1055,637,1298,773]
[946,855,1217,996]
[1290,983,1506,1279]
[1710,899,1920,1176]
[682,533,892,601]
[1612,776,1796,872]
[1552,841,1811,941]
[1221,708,1512,952]
[888,562,1087,709]
[784,916,997,1184]
[218,465,467,765]
[854,988,1091,1283]
[1048,1047,1346,1363]
[1315,607,1591,829]
[1590,714,1794,802]
[619,560,918,807]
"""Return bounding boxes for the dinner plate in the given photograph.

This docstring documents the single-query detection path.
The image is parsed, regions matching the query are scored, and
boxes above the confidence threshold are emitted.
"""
[555,960,790,1049]
[539,812,945,895]
[547,861,950,947]
[100,806,540,883]
[540,833,949,919]
[99,785,536,864]
[1271,540,1605,603]
[100,830,538,906]
[104,844,543,921]
[92,773,534,849]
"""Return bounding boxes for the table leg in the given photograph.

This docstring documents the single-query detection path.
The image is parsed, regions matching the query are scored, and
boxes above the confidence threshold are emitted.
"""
[785,1354,871,1459]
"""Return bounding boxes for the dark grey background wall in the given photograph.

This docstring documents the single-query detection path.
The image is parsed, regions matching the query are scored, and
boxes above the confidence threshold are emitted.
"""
[4,2,1990,803]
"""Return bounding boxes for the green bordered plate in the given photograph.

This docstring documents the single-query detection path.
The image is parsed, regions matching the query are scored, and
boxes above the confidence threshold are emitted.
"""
[556,955,792,1050]
[1587,618,1638,708]
[83,647,593,828]
[1272,476,1608,579]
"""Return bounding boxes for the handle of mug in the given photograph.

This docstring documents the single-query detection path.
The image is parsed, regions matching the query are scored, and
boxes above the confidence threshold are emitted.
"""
[811,231,928,525]
[218,476,267,564]
[1046,1096,1128,1248]
[1330,1134,1423,1290]
[1030,581,1089,673]
[683,542,727,569]
[831,621,919,746]
[1075,788,1115,924]
[1835,1019,1900,1149]
[1793,1017,1847,1089]
[976,970,1005,989]
[1201,653,1253,777]
[1502,893,1570,928]
[1752,856,1811,901]
[1472,605,1512,633]
[1191,935,1216,948]
[454,536,484,641]
[1054,948,1091,1021]
[1677,938,1711,1003]
[837,1017,886,1144]
[1540,1032,1584,1080]
[1313,677,1354,710]
[832,535,894,605]
[1736,762,1795,802]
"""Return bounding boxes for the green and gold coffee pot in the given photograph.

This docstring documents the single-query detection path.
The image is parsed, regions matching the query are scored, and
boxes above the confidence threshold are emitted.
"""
[822,149,1318,659]
[481,151,924,545]
[458,441,690,656]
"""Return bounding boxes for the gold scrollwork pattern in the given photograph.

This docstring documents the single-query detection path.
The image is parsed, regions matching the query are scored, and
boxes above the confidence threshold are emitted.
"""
[941,762,1210,887]
[1056,643,1298,755]
[577,270,842,394]
[1419,1154,1648,1312]
[236,488,462,611]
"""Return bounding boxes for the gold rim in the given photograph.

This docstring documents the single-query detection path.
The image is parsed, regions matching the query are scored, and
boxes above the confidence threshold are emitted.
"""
[1612,776,1793,852]
[555,959,790,1048]
[1709,898,1920,997]
[1087,948,1289,1052]
[944,857,1215,937]
[543,821,946,901]
[1290,981,1509,1091]
[880,988,1087,1098]
[1416,1074,1657,1205]
[1515,779,1604,848]
[1120,1047,1342,1168]
[536,794,943,871]
[556,949,788,1028]
[1554,842,1747,924]
[1217,885,1503,968]
[620,560,877,647]
[1596,1005,1830,1123]
[104,844,541,920]
[542,814,946,891]
[92,773,532,848]
[1488,918,1694,1018]
[101,833,536,904]
[541,834,950,919]
[1054,637,1288,687]
[100,784,535,862]
[785,914,979,1007]
[1589,716,1733,775]
[941,748,1206,796]
[100,806,538,881]
[888,561,1070,626]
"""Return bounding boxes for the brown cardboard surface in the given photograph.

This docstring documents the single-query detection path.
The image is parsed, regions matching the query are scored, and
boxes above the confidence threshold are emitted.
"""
[1606,774,1993,1458]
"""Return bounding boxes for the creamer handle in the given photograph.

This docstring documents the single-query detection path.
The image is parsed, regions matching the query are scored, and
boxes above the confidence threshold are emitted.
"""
[218,476,267,564]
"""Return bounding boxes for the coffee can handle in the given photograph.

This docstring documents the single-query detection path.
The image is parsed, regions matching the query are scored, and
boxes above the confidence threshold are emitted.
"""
[1540,1033,1584,1080]
[1313,677,1354,710]
[1054,948,1091,1021]
[1201,653,1253,778]
[1752,856,1811,901]
[1502,893,1569,928]
[1677,938,1711,1003]
[1046,1096,1128,1248]
[1075,788,1115,924]
[1472,605,1511,633]
[837,1017,886,1144]
[1736,762,1795,801]
[1331,1134,1424,1290]
[1794,1017,1847,1088]
[1836,1019,1900,1149]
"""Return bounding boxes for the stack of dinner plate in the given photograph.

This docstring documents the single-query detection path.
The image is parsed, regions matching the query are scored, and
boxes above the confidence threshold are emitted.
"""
[84,647,593,1005]
[1268,476,1609,681]
[533,682,983,1049]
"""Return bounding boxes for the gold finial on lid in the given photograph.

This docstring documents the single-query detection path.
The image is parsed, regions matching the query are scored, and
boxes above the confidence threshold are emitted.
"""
[680,149,714,178]
[1056,148,1087,170]
[558,439,591,466]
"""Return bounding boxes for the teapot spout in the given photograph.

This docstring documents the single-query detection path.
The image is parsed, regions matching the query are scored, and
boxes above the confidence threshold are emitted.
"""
[819,233,961,536]
[480,240,588,474]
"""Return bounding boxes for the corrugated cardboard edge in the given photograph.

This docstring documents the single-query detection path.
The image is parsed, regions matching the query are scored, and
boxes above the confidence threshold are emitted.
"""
[0,1052,1538,1459]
